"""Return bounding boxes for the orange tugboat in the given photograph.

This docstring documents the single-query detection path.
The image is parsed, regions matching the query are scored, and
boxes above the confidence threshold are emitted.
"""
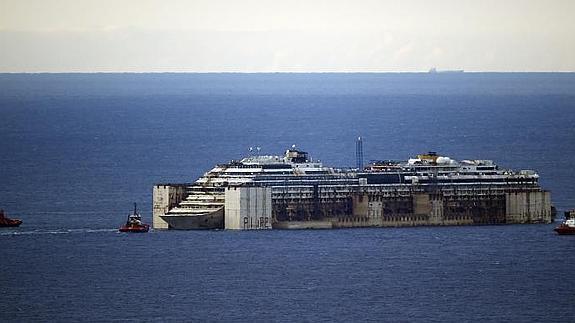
[119,203,150,233]
[0,209,22,227]
[554,210,575,235]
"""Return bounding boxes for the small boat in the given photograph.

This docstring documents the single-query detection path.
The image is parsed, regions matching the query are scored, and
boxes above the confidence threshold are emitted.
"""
[554,210,575,235]
[119,203,150,233]
[0,209,22,227]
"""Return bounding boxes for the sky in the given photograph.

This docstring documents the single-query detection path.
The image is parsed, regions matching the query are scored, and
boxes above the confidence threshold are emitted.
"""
[1,0,574,72]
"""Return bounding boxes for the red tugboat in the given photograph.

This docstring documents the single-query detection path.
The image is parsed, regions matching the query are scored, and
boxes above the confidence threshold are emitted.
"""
[0,209,22,227]
[119,203,150,233]
[554,210,575,235]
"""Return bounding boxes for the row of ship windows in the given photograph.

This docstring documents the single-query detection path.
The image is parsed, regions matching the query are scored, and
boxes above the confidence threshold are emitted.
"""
[404,178,536,184]
[222,171,328,176]
[396,166,496,172]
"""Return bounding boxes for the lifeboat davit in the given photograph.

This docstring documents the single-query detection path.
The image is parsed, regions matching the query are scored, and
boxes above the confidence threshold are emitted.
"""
[0,209,22,227]
[119,203,150,233]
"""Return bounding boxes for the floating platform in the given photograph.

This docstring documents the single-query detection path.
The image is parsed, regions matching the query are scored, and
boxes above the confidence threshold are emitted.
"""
[152,149,553,230]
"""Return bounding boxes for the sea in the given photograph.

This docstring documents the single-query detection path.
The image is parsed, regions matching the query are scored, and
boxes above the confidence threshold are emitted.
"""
[1,73,574,322]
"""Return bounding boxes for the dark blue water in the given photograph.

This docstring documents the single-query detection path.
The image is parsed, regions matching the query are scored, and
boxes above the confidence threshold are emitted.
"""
[1,73,575,321]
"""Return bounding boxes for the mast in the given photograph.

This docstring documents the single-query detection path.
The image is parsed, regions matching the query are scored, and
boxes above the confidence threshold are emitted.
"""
[356,137,364,171]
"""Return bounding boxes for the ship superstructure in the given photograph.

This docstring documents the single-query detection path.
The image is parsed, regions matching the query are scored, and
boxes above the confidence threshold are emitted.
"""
[159,149,356,229]
[154,149,552,230]
[361,151,539,186]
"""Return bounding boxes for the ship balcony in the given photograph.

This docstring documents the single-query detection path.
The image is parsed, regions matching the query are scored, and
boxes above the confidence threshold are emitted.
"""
[184,195,224,201]
[179,201,225,207]
[172,209,221,215]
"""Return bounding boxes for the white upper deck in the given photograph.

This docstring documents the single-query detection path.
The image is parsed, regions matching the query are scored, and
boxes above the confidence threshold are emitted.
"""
[195,148,339,186]
[367,151,538,179]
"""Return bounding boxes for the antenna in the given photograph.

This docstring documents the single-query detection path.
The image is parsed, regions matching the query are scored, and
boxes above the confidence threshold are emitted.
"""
[356,137,364,171]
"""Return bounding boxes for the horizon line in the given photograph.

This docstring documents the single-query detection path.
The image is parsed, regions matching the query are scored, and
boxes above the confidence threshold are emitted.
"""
[1,71,575,74]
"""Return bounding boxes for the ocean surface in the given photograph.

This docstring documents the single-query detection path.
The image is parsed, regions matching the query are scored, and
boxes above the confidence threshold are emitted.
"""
[1,73,574,321]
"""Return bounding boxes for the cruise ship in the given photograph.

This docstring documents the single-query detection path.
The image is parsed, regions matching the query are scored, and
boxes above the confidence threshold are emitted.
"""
[159,148,355,229]
[154,148,551,230]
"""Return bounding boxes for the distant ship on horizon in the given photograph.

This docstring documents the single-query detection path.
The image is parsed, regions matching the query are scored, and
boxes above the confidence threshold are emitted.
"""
[429,67,464,73]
